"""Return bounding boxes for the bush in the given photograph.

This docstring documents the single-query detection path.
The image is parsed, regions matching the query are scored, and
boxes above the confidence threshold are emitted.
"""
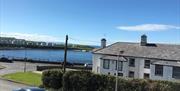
[63,71,96,91]
[42,69,63,89]
[42,70,180,91]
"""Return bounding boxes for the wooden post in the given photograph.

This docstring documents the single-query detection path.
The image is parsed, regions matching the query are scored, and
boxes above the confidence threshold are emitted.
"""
[63,35,68,73]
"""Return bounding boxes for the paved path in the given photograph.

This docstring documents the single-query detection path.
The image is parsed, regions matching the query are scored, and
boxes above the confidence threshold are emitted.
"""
[0,79,29,91]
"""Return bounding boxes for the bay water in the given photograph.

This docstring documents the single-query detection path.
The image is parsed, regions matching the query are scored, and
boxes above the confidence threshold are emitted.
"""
[0,49,92,64]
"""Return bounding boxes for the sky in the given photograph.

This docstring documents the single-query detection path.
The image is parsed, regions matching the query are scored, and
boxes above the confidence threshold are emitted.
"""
[0,0,180,45]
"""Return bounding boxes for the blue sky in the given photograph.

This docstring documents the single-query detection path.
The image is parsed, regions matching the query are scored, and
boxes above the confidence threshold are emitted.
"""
[0,0,180,45]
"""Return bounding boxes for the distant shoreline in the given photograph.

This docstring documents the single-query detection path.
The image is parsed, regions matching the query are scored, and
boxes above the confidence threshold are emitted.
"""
[0,57,86,65]
[0,47,91,52]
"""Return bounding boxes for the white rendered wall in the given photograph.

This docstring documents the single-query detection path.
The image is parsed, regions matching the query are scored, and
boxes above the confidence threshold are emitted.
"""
[92,54,102,73]
[128,58,151,79]
[93,54,180,81]
[100,59,129,77]
[151,64,170,80]
[150,64,180,81]
[92,54,151,78]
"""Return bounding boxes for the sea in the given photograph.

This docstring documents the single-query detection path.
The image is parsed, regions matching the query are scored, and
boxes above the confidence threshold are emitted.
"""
[0,49,92,64]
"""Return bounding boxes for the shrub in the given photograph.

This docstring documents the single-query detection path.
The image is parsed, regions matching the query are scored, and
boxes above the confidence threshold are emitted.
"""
[42,69,63,89]
[63,71,94,91]
[42,70,180,91]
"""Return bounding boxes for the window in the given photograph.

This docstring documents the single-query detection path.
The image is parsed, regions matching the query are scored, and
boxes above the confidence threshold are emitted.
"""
[173,67,180,79]
[116,61,123,71]
[129,71,134,78]
[118,73,123,76]
[144,60,150,68]
[144,73,150,79]
[129,58,135,67]
[108,72,110,75]
[103,59,110,69]
[155,65,163,76]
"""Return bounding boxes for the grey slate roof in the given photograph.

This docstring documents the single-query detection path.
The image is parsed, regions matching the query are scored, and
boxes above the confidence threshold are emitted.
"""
[93,42,180,61]
[152,61,180,67]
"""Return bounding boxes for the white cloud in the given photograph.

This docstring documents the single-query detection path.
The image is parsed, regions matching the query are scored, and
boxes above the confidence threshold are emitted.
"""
[0,32,61,42]
[117,24,180,31]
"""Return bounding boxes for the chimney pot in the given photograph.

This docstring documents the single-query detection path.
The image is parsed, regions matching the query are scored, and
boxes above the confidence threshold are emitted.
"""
[101,38,106,48]
[141,34,147,46]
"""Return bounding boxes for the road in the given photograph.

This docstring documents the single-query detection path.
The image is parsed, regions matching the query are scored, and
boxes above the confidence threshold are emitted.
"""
[0,61,59,75]
[0,79,29,91]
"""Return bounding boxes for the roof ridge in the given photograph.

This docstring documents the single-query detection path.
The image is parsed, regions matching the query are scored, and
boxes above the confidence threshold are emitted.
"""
[93,41,180,61]
[92,42,120,53]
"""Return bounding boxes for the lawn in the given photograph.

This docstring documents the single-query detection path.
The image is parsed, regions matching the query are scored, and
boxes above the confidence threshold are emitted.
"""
[2,72,42,86]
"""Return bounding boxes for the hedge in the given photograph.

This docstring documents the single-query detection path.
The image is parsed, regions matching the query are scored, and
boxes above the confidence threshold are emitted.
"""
[42,70,180,91]
[42,69,63,89]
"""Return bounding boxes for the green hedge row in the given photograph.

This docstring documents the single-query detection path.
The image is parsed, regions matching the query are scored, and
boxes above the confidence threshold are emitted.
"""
[42,70,180,91]
[42,69,63,89]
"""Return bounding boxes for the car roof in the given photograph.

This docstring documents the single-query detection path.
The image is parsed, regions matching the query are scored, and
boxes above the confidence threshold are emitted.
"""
[13,87,45,91]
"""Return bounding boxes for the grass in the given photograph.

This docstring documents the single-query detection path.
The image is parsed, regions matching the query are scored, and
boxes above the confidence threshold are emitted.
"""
[2,72,42,86]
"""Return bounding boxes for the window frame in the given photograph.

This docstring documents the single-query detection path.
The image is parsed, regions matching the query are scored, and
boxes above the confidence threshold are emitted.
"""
[118,73,123,76]
[172,66,180,79]
[129,71,134,78]
[103,59,110,69]
[144,73,150,79]
[129,58,135,67]
[155,64,163,76]
[144,60,150,68]
[115,61,123,71]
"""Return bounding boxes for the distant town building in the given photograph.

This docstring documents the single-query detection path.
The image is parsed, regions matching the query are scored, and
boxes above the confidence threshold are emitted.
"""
[0,37,26,45]
[26,41,36,46]
[41,42,47,46]
[36,42,42,46]
[0,37,16,45]
[13,39,26,45]
[92,35,180,81]
[47,42,55,47]
[0,37,49,47]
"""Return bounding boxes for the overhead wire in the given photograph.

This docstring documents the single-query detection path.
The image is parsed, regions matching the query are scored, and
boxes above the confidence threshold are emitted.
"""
[69,37,116,45]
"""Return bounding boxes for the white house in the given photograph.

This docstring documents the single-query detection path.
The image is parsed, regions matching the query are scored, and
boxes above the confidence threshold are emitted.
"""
[92,35,180,81]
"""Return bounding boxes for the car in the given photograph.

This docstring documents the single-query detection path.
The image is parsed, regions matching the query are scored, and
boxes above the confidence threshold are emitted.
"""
[12,87,45,91]
[84,63,92,68]
[0,57,13,63]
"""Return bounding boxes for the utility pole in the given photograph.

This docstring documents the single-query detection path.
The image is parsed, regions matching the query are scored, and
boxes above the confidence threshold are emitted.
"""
[115,51,126,91]
[115,51,120,91]
[24,42,27,72]
[63,35,68,73]
[0,30,1,57]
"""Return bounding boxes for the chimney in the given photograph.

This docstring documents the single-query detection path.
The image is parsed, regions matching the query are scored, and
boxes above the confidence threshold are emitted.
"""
[101,38,106,48]
[141,34,147,46]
